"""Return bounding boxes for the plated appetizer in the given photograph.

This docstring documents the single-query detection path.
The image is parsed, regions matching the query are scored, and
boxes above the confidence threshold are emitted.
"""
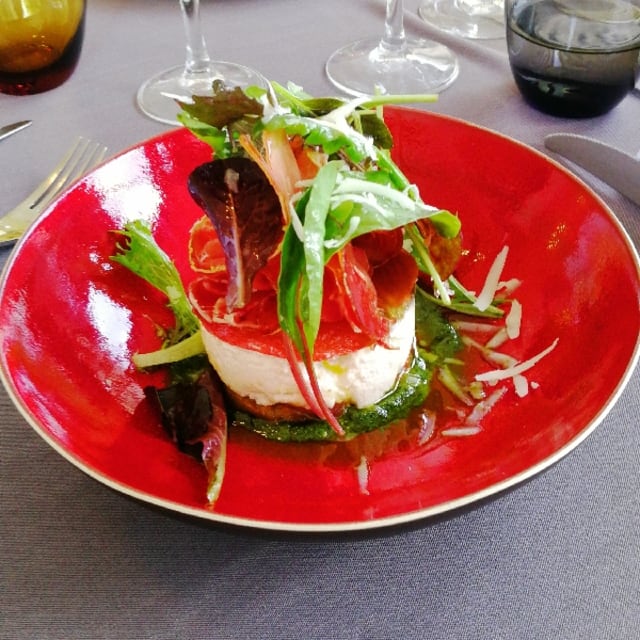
[112,82,555,504]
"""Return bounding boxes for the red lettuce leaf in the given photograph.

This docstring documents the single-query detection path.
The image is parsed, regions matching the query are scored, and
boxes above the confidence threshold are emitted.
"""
[145,366,228,505]
[188,158,283,310]
[178,84,263,129]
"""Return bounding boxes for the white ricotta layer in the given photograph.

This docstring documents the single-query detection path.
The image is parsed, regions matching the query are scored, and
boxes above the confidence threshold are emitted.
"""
[201,298,415,410]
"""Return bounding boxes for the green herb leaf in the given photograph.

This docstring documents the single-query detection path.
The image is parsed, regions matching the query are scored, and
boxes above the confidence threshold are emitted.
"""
[177,112,231,159]
[301,160,341,346]
[264,113,373,163]
[112,220,199,343]
[271,81,346,116]
[322,168,458,259]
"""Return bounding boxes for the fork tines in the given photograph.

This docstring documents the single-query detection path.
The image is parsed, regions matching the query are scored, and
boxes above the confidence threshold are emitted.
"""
[0,137,108,247]
[30,137,108,209]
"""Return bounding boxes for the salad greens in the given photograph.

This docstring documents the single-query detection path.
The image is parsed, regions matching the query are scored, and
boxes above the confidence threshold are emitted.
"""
[178,81,464,430]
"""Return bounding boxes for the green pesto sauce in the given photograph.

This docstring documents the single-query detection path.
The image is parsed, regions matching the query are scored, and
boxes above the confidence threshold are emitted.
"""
[231,349,433,443]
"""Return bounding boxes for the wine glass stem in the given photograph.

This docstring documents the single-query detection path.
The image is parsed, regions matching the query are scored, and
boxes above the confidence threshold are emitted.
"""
[179,0,211,77]
[382,0,406,50]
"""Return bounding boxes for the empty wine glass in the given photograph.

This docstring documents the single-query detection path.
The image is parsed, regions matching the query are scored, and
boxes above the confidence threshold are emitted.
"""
[419,0,505,40]
[137,0,267,125]
[325,0,459,97]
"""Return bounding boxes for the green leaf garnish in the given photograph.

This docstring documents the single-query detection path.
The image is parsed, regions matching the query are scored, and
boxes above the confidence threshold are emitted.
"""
[112,220,199,344]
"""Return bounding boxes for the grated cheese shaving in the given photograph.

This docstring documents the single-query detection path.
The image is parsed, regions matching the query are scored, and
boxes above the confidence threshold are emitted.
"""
[462,334,518,369]
[485,327,509,349]
[513,374,529,397]
[475,338,559,383]
[453,320,499,334]
[506,300,522,340]
[497,278,522,295]
[464,386,508,425]
[486,351,518,369]
[474,245,509,312]
[441,426,482,437]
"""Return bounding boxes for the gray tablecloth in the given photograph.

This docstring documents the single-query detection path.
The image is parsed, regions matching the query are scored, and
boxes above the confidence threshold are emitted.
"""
[1,1,639,638]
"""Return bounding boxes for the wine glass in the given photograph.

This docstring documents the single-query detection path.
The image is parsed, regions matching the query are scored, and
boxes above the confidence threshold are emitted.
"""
[137,0,267,125]
[325,0,459,97]
[419,0,505,40]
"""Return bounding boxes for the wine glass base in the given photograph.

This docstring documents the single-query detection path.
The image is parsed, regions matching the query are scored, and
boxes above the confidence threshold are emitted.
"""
[419,0,505,40]
[137,61,268,125]
[325,36,459,97]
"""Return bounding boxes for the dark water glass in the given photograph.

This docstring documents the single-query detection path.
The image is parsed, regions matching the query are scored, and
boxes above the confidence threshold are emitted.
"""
[506,0,640,117]
[0,0,86,96]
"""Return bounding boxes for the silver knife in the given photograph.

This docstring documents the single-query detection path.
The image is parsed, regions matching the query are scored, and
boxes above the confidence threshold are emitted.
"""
[544,133,640,207]
[0,120,32,143]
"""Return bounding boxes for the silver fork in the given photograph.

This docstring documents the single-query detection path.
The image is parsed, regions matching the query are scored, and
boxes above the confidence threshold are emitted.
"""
[0,137,108,247]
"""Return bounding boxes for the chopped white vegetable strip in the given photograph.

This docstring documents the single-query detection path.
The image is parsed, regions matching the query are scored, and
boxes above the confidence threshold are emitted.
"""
[133,331,205,368]
[438,367,474,405]
[497,278,522,295]
[475,338,559,382]
[486,351,519,369]
[506,300,522,339]
[461,334,518,369]
[474,245,509,312]
[461,335,485,350]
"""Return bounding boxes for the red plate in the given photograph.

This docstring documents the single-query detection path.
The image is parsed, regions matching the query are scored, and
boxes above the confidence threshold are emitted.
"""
[1,109,639,531]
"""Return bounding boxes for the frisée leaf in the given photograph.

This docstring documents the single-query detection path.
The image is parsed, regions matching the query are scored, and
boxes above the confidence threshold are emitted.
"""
[112,220,200,344]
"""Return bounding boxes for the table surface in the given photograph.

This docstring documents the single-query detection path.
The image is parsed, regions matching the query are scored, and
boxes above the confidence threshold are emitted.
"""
[1,1,639,638]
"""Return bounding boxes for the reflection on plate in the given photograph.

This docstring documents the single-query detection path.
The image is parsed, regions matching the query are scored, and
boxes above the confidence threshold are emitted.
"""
[1,109,639,532]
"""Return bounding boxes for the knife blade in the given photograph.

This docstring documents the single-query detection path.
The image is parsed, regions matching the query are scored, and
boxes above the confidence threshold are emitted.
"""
[0,120,32,143]
[544,133,640,207]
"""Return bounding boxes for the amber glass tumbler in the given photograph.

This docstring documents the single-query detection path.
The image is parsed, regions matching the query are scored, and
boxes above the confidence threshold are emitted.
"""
[0,0,86,95]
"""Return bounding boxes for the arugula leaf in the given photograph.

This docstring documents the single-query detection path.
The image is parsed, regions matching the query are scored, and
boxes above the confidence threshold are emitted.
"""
[300,161,341,346]
[270,81,345,116]
[323,167,459,259]
[277,176,349,436]
[264,113,374,164]
[177,112,231,159]
[277,219,306,356]
[270,82,394,149]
